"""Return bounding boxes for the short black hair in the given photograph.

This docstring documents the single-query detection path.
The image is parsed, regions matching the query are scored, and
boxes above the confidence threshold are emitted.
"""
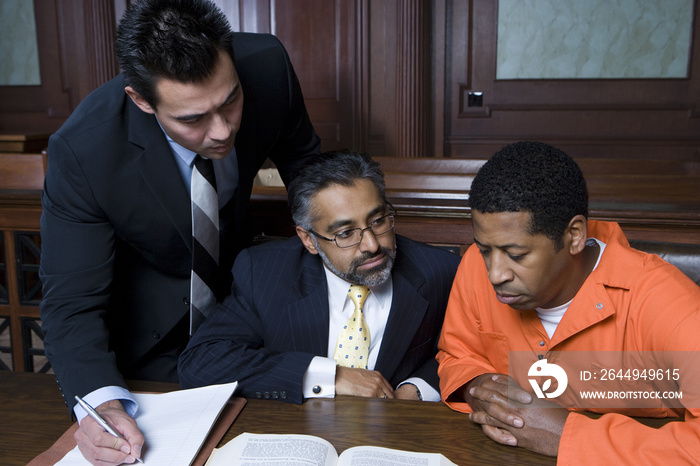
[114,0,234,109]
[469,141,588,249]
[287,150,387,230]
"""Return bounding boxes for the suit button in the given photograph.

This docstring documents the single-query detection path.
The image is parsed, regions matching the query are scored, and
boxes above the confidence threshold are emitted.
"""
[255,392,262,399]
[263,391,271,399]
[152,331,160,339]
[271,391,279,399]
[280,391,287,399]
[183,297,190,305]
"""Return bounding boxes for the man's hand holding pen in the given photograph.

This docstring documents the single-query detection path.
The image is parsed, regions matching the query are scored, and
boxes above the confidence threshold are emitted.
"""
[75,399,144,465]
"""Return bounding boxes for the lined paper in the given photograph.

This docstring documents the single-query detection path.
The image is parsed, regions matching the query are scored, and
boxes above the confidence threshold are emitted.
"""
[56,381,238,466]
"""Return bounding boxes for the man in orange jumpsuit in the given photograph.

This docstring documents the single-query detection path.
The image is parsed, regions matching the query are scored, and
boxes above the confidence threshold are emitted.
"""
[437,141,700,464]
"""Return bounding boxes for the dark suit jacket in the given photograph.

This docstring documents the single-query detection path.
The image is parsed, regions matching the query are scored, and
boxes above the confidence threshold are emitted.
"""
[178,235,460,404]
[39,33,320,412]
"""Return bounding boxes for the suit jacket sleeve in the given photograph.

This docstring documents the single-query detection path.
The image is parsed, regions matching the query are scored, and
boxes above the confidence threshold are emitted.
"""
[178,246,317,404]
[40,131,127,411]
[232,33,320,186]
[419,249,462,392]
[383,239,461,393]
[265,35,320,184]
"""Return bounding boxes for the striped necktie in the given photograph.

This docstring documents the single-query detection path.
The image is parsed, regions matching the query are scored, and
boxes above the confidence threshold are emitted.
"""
[334,285,371,369]
[190,155,219,334]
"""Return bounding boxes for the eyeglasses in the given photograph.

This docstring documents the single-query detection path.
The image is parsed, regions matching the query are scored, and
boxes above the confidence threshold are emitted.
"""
[309,213,396,248]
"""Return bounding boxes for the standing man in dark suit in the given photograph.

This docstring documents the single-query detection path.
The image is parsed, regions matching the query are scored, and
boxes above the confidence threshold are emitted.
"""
[39,0,320,463]
[179,150,460,404]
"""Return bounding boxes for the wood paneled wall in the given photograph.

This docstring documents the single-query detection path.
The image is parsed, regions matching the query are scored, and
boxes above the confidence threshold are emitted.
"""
[0,0,698,160]
[443,0,700,160]
[0,0,122,134]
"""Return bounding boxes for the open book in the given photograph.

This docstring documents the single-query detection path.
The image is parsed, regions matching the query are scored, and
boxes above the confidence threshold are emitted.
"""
[205,432,457,466]
[55,381,238,466]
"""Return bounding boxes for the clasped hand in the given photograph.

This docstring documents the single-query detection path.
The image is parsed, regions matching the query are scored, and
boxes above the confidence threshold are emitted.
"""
[335,366,420,400]
[465,373,569,457]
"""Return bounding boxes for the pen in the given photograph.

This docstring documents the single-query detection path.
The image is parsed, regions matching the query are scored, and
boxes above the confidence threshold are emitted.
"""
[75,395,144,464]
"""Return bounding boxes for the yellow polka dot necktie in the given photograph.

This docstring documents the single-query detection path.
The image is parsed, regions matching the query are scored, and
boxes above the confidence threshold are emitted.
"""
[334,285,371,369]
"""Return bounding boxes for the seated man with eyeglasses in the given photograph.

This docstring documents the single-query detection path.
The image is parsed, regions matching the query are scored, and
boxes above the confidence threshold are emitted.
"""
[179,150,460,402]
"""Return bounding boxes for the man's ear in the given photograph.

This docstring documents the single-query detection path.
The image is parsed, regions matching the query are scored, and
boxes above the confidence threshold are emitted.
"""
[296,226,319,255]
[125,86,156,114]
[565,215,589,255]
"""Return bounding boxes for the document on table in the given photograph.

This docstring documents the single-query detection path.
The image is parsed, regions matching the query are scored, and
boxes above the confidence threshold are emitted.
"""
[205,433,458,466]
[56,381,238,466]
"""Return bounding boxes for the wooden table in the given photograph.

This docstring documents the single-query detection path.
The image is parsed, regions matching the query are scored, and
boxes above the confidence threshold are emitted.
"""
[1,371,557,465]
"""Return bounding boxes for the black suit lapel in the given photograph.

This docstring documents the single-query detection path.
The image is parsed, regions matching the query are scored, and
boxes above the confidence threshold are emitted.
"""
[283,253,331,355]
[128,102,192,251]
[375,260,429,378]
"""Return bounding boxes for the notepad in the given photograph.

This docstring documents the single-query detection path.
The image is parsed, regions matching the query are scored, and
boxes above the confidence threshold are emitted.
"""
[56,381,238,466]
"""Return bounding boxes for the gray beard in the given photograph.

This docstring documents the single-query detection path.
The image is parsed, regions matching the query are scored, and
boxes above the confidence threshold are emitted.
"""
[313,237,396,287]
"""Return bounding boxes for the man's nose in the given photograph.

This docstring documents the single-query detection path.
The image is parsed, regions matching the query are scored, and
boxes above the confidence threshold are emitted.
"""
[357,228,380,253]
[209,113,231,141]
[487,252,512,286]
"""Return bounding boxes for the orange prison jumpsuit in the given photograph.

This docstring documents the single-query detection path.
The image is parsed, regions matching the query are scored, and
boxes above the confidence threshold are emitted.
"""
[437,220,700,465]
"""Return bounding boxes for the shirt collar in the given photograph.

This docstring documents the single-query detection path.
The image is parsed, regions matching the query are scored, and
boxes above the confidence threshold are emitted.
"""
[158,119,197,167]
